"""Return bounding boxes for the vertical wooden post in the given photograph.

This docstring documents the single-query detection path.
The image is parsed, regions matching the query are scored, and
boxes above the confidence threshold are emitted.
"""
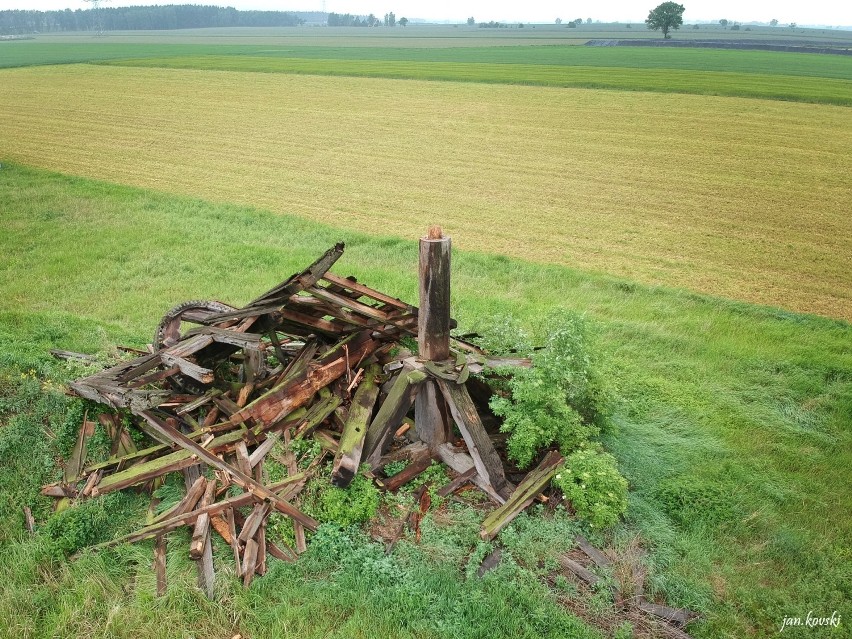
[418,226,451,361]
[416,226,452,448]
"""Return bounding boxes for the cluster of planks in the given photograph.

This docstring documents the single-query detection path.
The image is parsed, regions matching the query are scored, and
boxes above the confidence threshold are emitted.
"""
[41,240,559,596]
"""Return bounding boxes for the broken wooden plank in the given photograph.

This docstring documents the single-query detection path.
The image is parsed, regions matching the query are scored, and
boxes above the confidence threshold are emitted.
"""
[364,368,427,466]
[331,363,380,487]
[152,475,207,524]
[93,473,305,549]
[282,429,307,554]
[559,555,600,586]
[575,534,612,569]
[238,503,269,544]
[231,330,378,426]
[50,349,98,363]
[477,548,502,578]
[154,535,167,596]
[248,431,280,468]
[480,450,562,540]
[383,446,435,492]
[436,379,508,497]
[322,272,414,312]
[241,539,258,587]
[64,414,95,483]
[637,602,697,628]
[436,444,506,505]
[190,479,217,560]
[160,353,214,385]
[136,411,319,531]
[436,467,477,497]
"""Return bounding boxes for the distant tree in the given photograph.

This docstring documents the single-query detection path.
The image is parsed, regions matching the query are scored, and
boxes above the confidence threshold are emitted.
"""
[518,22,524,28]
[398,16,408,26]
[568,21,576,28]
[770,18,778,26]
[730,23,740,30]
[574,18,583,25]
[586,17,592,24]
[555,17,562,24]
[719,18,728,27]
[384,12,395,26]
[645,2,685,38]
[467,16,475,25]
[692,23,699,28]
[367,13,378,26]
[789,22,796,28]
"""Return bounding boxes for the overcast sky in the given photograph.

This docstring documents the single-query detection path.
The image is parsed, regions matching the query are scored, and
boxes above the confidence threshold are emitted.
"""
[1,1,850,27]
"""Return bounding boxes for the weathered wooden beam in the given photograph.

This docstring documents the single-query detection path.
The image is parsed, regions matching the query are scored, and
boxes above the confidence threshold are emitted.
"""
[418,226,451,361]
[383,446,436,492]
[436,379,508,497]
[480,450,562,540]
[637,602,697,628]
[238,503,269,544]
[65,414,95,483]
[136,411,319,531]
[559,555,600,586]
[436,467,477,497]
[160,353,214,385]
[190,479,217,560]
[436,444,506,505]
[364,368,427,466]
[414,379,450,448]
[231,330,378,426]
[321,272,413,311]
[241,539,258,587]
[23,506,35,534]
[331,364,380,487]
[152,475,206,524]
[282,429,307,554]
[575,535,612,569]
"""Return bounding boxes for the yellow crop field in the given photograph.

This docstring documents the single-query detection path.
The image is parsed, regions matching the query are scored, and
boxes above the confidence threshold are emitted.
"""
[1,64,850,319]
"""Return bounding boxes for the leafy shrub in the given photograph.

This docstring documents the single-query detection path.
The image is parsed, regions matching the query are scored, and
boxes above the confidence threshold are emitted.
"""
[41,492,142,557]
[307,469,380,528]
[552,449,628,529]
[489,311,610,469]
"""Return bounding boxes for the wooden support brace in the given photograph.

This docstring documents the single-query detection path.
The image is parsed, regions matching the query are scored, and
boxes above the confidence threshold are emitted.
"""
[331,364,380,487]
[364,368,427,467]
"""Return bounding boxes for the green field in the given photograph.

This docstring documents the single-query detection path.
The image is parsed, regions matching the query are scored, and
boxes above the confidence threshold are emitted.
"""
[1,27,851,639]
[1,163,850,638]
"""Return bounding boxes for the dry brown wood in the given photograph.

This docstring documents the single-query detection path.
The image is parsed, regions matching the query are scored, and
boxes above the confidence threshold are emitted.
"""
[65,414,95,483]
[93,472,305,549]
[225,508,242,577]
[249,431,280,468]
[476,548,502,578]
[282,429,307,554]
[127,366,181,389]
[190,479,217,560]
[234,441,252,476]
[322,272,413,312]
[256,521,267,576]
[238,503,269,544]
[436,467,477,497]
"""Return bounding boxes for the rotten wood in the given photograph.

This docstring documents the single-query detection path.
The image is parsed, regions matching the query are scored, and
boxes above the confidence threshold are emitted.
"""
[480,450,562,540]
[331,363,380,487]
[418,226,451,361]
[364,368,427,466]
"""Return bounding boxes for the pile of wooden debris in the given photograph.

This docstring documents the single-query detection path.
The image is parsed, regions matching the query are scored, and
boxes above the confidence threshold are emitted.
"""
[40,235,697,637]
[42,239,551,588]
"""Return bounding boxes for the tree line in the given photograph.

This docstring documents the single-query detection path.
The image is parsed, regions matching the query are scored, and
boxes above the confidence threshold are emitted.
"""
[0,5,304,35]
[327,12,407,27]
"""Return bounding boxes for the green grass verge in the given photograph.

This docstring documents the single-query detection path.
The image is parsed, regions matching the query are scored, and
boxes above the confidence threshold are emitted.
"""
[0,163,850,637]
[99,55,852,104]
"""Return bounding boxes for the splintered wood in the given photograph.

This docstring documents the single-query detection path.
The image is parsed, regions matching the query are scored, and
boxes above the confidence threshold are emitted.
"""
[40,242,550,599]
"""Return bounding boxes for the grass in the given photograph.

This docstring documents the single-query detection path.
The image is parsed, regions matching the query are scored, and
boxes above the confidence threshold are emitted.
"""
[99,55,852,104]
[5,39,852,80]
[1,64,850,320]
[0,163,850,637]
